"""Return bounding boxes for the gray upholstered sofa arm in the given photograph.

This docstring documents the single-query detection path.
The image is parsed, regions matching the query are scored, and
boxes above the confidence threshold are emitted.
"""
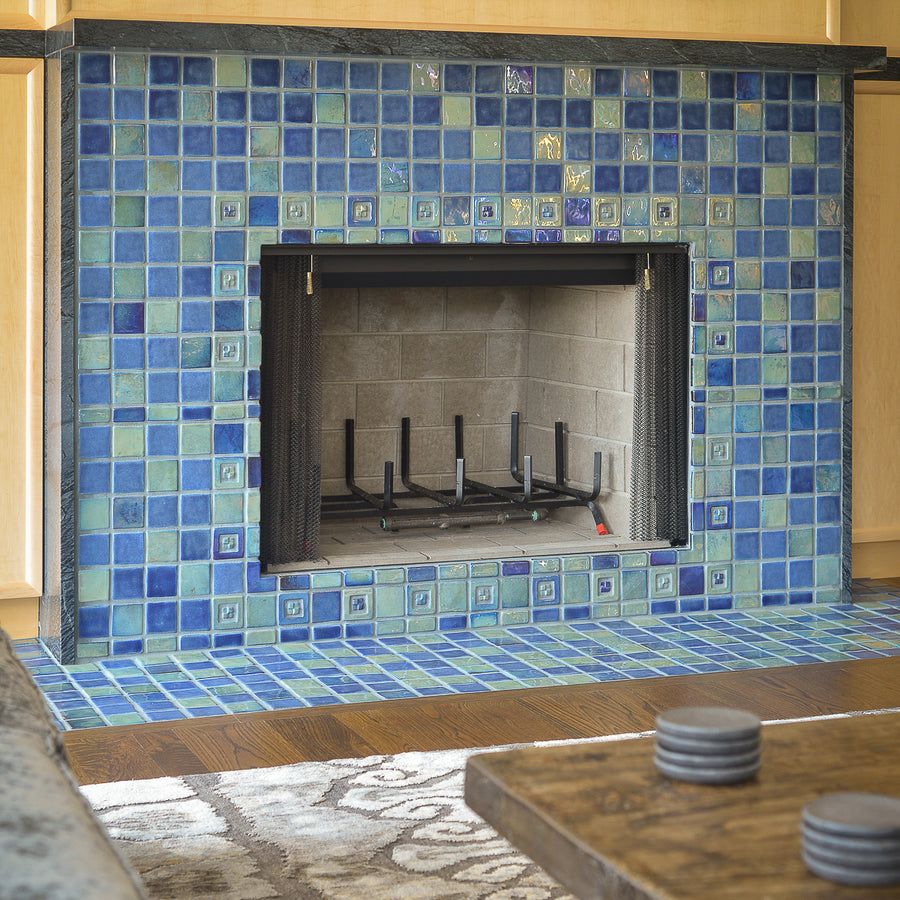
[0,626,148,900]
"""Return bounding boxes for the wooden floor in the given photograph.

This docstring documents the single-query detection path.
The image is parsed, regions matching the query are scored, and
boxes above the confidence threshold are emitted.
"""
[65,654,900,785]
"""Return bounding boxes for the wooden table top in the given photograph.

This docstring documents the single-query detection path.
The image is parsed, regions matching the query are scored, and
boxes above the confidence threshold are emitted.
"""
[465,711,900,899]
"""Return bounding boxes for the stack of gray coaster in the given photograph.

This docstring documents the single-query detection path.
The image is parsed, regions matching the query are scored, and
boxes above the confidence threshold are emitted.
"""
[654,706,762,784]
[802,792,900,886]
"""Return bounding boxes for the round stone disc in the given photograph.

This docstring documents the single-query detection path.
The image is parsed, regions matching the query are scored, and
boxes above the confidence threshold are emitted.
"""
[654,753,760,785]
[655,743,760,770]
[656,730,760,757]
[656,706,761,742]
[803,793,900,839]
[803,829,900,868]
[802,849,900,887]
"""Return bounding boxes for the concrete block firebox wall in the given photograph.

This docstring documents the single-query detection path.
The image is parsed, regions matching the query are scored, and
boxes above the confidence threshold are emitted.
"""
[56,25,864,660]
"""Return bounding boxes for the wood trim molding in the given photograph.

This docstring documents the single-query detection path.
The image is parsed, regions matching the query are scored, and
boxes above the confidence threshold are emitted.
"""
[852,541,900,580]
[0,57,43,604]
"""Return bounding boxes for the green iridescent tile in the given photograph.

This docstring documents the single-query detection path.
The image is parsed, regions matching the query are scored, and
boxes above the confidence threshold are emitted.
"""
[78,337,110,372]
[593,99,620,128]
[113,125,146,156]
[374,585,404,617]
[763,293,788,321]
[651,228,678,242]
[113,195,145,227]
[412,62,440,91]
[624,133,649,161]
[147,531,177,563]
[763,435,787,463]
[247,228,277,260]
[818,198,842,226]
[114,373,144,404]
[593,572,619,601]
[790,134,815,164]
[565,164,591,193]
[216,56,246,87]
[761,498,787,527]
[681,70,707,98]
[789,228,814,258]
[500,577,528,607]
[736,103,761,131]
[819,386,842,400]
[79,232,110,263]
[147,459,177,491]
[708,134,734,163]
[378,196,408,228]
[817,464,841,492]
[247,421,260,453]
[181,231,211,262]
[733,404,760,432]
[788,528,814,557]
[679,198,707,227]
[146,301,177,334]
[78,569,109,603]
[620,601,649,618]
[706,533,733,562]
[693,259,707,288]
[315,93,345,123]
[212,493,242,524]
[706,468,732,497]
[473,128,501,159]
[112,425,143,457]
[816,557,840,587]
[562,573,590,603]
[735,261,761,290]
[708,389,733,403]
[442,95,471,126]
[763,166,789,195]
[246,595,276,628]
[562,556,589,572]
[816,291,841,320]
[112,604,142,635]
[79,497,109,531]
[707,293,734,322]
[180,423,212,455]
[79,409,110,423]
[471,562,499,578]
[818,74,842,102]
[692,357,706,387]
[763,357,788,384]
[113,268,143,298]
[115,54,146,85]
[504,197,532,227]
[567,66,594,96]
[148,160,179,191]
[148,406,178,421]
[565,228,593,242]
[437,581,467,612]
[183,91,213,121]
[691,470,706,498]
[315,196,344,227]
[735,198,760,227]
[178,564,210,597]
[212,371,242,403]
[249,161,279,191]
[212,404,242,420]
[707,230,733,258]
[443,228,471,243]
[407,616,436,634]
[250,126,280,157]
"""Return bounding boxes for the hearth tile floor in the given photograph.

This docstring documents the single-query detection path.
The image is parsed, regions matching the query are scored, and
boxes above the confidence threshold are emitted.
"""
[16,579,900,730]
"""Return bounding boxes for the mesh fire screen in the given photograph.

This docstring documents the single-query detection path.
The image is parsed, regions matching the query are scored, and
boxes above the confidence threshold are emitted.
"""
[630,252,690,544]
[259,254,323,565]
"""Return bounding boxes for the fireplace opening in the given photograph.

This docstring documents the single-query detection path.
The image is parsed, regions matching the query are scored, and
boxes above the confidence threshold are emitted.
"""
[259,245,689,573]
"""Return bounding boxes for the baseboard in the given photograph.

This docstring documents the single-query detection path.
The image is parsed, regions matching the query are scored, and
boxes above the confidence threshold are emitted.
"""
[852,541,900,580]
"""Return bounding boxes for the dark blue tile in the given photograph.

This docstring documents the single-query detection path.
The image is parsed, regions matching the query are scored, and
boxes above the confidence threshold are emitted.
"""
[78,606,110,638]
[149,90,178,120]
[594,68,621,95]
[80,124,111,155]
[709,102,734,130]
[147,567,177,598]
[679,566,705,595]
[147,423,178,456]
[534,164,561,192]
[475,97,502,126]
[736,71,762,100]
[765,72,789,100]
[681,133,707,160]
[251,58,280,87]
[79,53,111,85]
[81,87,111,119]
[792,104,816,132]
[112,568,143,600]
[765,104,789,131]
[681,102,706,130]
[183,57,213,86]
[149,55,179,85]
[535,98,562,127]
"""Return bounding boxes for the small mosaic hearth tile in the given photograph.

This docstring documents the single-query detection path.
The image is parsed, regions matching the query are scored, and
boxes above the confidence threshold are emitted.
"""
[18,582,900,729]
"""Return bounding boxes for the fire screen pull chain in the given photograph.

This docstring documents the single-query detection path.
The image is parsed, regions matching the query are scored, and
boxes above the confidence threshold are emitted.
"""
[644,253,651,292]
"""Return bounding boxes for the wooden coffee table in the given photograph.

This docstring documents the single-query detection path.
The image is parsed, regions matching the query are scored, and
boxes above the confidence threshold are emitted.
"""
[465,711,900,899]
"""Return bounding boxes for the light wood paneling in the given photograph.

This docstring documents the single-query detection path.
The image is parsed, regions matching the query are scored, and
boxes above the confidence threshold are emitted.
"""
[0,0,45,29]
[0,59,43,628]
[842,0,900,56]
[851,87,900,579]
[49,0,834,43]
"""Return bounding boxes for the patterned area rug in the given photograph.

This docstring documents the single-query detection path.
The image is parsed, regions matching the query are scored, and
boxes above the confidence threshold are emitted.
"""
[83,742,639,900]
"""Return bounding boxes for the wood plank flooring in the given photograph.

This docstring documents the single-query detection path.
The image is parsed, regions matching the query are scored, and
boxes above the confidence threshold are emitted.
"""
[65,655,900,785]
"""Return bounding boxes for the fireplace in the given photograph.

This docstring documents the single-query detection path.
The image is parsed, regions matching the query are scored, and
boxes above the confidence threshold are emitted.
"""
[43,27,862,660]
[259,244,689,572]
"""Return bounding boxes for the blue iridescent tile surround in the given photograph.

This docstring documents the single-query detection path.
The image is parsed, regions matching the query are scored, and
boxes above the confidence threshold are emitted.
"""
[72,47,848,659]
[19,580,898,730]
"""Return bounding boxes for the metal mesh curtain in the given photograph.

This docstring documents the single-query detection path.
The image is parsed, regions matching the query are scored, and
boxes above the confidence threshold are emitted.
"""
[630,252,690,545]
[259,254,323,566]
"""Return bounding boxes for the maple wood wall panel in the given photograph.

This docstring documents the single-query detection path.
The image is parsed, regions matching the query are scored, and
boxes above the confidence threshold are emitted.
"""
[52,0,833,43]
[0,58,43,638]
[851,84,900,578]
